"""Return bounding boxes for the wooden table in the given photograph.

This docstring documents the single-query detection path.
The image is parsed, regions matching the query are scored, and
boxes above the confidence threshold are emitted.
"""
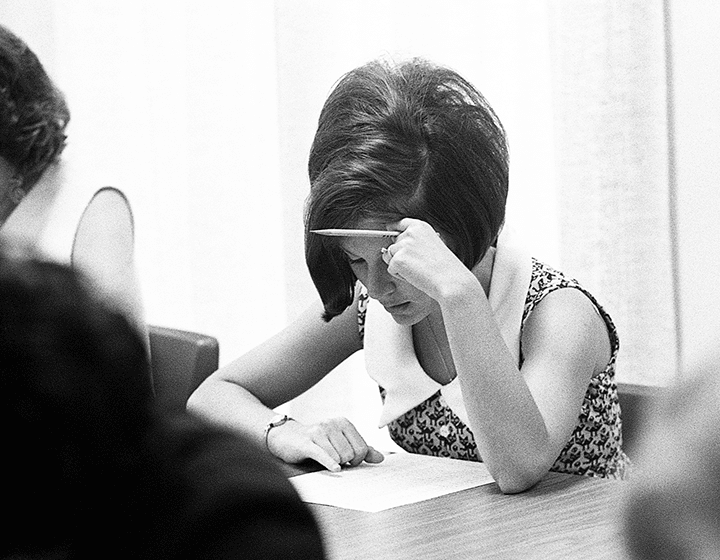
[306,472,631,560]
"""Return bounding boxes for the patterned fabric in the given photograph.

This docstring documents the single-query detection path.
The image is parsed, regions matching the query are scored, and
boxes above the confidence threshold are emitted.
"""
[358,258,631,480]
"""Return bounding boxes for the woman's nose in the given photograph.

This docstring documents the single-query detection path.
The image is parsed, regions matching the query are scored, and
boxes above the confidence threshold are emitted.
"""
[365,262,396,300]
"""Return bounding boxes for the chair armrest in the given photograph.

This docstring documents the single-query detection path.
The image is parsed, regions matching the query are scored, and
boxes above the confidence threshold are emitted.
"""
[617,381,665,458]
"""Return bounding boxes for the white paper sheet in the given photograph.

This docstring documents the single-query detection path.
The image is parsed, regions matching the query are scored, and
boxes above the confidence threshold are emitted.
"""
[288,451,495,512]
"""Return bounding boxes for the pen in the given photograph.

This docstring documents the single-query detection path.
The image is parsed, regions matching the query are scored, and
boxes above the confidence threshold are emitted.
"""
[311,229,401,238]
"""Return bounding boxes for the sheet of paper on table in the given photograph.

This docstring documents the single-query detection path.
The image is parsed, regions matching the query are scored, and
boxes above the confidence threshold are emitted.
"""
[288,451,495,512]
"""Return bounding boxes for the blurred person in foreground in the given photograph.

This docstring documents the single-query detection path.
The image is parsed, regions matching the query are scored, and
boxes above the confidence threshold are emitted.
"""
[623,352,720,560]
[0,251,325,560]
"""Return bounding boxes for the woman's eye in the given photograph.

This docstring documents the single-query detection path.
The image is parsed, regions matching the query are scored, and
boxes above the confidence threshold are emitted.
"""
[344,253,364,266]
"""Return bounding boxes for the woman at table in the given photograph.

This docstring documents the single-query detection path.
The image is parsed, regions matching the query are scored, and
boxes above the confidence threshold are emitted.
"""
[188,57,630,493]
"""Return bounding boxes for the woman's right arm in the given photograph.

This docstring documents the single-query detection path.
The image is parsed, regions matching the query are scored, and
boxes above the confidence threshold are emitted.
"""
[187,296,383,471]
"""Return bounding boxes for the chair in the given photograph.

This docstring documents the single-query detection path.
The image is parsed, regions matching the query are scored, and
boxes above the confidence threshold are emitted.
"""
[72,191,220,409]
[148,325,220,410]
[617,381,665,459]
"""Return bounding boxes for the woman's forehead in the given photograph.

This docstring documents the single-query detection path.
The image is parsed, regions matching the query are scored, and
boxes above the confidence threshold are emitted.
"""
[339,235,389,255]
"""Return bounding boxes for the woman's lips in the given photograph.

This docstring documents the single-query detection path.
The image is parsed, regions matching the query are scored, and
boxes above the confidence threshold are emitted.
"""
[383,301,409,312]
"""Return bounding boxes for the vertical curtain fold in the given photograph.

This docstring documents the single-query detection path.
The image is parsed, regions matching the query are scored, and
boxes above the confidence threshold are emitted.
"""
[547,0,678,386]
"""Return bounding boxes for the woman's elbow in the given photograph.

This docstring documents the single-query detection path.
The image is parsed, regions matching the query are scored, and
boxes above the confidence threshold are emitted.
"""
[495,474,541,494]
[186,379,214,413]
[492,462,548,494]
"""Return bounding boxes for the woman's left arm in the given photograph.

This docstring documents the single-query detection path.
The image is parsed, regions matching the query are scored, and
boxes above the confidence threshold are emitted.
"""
[442,284,607,493]
[386,218,609,493]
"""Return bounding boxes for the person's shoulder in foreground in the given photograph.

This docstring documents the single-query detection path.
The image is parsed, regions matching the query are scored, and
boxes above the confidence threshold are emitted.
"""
[623,351,720,560]
[0,251,325,560]
[146,411,327,560]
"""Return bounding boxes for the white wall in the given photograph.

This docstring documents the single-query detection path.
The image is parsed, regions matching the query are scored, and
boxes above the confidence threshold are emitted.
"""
[669,0,720,374]
[1,1,289,365]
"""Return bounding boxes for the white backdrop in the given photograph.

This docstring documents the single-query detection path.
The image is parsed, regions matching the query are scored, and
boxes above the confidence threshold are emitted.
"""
[3,0,719,446]
[2,0,288,365]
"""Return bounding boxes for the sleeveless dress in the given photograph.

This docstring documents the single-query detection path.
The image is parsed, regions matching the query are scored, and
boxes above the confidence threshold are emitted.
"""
[358,258,631,480]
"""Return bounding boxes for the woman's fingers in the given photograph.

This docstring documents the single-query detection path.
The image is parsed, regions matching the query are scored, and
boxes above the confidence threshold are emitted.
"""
[304,445,342,473]
[323,428,356,464]
[267,418,341,471]
[364,446,385,464]
[383,218,467,299]
[269,416,383,472]
[311,417,383,469]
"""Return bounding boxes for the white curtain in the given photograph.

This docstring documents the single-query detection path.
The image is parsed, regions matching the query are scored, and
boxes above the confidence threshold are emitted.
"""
[670,0,720,375]
[5,0,713,446]
[547,0,678,386]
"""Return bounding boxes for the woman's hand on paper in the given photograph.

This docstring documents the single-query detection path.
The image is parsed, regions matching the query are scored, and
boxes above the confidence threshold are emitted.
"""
[384,218,475,302]
[266,416,384,472]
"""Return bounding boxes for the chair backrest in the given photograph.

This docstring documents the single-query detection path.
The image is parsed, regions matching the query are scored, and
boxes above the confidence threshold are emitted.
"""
[618,381,665,459]
[149,325,219,410]
[72,187,148,341]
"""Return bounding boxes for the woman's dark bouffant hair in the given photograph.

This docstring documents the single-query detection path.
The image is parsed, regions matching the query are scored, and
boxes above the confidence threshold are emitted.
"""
[0,24,70,190]
[305,57,509,321]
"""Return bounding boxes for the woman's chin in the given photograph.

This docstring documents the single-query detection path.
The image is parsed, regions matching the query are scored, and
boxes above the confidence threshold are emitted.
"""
[386,304,422,326]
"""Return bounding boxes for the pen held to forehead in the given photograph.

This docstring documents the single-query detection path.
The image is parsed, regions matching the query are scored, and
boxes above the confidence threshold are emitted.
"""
[310,229,402,238]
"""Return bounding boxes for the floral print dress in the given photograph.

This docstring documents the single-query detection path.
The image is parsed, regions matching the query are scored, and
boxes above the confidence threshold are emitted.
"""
[358,258,631,480]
